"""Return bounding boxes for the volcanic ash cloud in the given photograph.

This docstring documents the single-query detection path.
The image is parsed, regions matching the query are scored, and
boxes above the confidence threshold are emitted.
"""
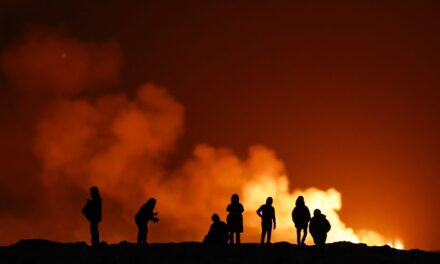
[0,27,402,248]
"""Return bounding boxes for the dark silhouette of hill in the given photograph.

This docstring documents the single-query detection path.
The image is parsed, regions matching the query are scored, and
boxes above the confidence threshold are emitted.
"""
[0,240,439,264]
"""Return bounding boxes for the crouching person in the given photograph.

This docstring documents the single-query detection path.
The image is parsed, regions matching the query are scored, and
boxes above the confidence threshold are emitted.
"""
[309,209,331,246]
[204,213,229,245]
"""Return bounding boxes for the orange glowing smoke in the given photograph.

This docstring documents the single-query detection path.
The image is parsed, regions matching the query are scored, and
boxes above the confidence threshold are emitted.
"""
[0,27,403,249]
[241,169,404,249]
[166,145,404,248]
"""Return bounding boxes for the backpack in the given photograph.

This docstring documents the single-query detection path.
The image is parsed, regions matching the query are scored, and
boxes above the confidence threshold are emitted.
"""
[82,200,92,221]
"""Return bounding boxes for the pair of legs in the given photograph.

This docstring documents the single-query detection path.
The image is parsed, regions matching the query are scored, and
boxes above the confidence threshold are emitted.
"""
[137,222,149,244]
[229,231,241,244]
[296,226,308,246]
[90,221,100,246]
[261,222,272,244]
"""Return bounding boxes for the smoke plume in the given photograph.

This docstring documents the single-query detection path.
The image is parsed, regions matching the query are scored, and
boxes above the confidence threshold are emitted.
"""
[0,27,402,248]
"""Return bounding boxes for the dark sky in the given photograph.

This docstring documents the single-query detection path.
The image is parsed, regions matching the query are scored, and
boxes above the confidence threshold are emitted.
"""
[1,0,439,250]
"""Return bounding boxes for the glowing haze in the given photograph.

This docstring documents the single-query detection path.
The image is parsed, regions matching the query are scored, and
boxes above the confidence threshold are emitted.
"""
[0,28,403,248]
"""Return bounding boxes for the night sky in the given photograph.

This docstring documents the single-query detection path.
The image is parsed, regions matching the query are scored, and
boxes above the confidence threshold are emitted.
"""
[1,1,439,250]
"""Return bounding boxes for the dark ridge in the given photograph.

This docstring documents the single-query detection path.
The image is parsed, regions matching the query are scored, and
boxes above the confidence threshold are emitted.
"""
[0,240,439,264]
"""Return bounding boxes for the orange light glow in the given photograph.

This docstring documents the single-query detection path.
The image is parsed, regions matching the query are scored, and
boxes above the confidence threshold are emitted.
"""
[1,25,420,250]
[242,174,404,248]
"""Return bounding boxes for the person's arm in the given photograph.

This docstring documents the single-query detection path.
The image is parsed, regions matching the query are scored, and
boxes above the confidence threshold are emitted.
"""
[149,211,159,222]
[309,220,314,234]
[256,206,263,218]
[291,208,295,223]
[306,207,311,222]
[273,208,276,229]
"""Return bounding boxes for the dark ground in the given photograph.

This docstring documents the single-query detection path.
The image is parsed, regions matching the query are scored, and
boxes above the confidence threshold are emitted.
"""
[0,240,439,264]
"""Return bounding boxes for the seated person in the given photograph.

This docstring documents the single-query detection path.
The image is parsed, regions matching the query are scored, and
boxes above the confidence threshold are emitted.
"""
[204,213,228,245]
[309,209,331,246]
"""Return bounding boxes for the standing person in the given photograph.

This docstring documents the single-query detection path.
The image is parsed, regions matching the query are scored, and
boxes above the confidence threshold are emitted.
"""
[226,193,244,244]
[135,198,159,244]
[291,196,311,246]
[256,197,276,244]
[309,209,331,246]
[82,186,102,246]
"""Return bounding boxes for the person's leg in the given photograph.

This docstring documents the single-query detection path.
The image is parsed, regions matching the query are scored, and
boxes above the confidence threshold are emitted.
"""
[229,232,234,244]
[91,221,99,246]
[144,224,149,244]
[137,228,142,244]
[138,224,147,244]
[236,232,240,244]
[136,222,142,244]
[267,227,272,244]
[96,223,100,245]
[90,222,94,245]
[296,228,301,245]
[316,235,324,246]
[260,224,266,244]
[301,227,308,245]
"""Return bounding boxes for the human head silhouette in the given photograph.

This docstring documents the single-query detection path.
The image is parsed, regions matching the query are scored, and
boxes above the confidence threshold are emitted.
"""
[147,198,156,209]
[314,209,321,216]
[295,196,305,206]
[231,194,239,204]
[90,186,100,200]
[266,197,273,206]
[212,213,220,223]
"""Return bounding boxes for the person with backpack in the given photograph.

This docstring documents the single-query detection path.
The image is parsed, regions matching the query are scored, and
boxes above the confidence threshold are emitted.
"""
[291,196,311,246]
[203,213,229,245]
[309,209,331,246]
[135,198,159,244]
[82,186,102,246]
[226,193,244,244]
[256,197,276,244]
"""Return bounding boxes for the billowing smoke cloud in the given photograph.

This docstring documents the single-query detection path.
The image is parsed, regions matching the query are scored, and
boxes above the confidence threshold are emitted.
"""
[157,144,402,248]
[33,83,184,242]
[0,27,402,248]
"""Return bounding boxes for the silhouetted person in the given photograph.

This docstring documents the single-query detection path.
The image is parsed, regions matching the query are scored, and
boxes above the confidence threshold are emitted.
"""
[257,197,276,244]
[135,198,159,244]
[226,193,244,244]
[309,209,331,246]
[82,186,102,246]
[292,196,311,246]
[204,213,229,245]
